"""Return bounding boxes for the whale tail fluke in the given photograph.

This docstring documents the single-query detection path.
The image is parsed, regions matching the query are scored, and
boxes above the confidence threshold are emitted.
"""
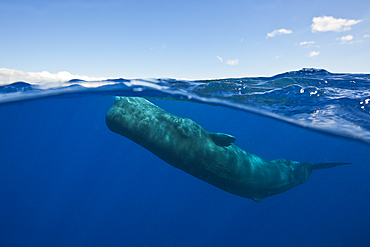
[310,162,351,170]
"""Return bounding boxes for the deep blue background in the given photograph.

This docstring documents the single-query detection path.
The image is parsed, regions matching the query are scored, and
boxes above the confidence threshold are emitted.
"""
[0,96,369,247]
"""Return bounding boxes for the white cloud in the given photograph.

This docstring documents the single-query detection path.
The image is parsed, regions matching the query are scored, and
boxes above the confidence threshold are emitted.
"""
[266,28,292,38]
[336,35,361,44]
[0,68,111,86]
[216,57,239,65]
[363,34,370,38]
[311,16,362,33]
[300,41,315,46]
[225,59,239,65]
[337,35,354,42]
[309,51,320,58]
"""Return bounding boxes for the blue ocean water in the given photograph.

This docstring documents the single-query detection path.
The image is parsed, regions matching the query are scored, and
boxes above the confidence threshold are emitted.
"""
[0,68,369,246]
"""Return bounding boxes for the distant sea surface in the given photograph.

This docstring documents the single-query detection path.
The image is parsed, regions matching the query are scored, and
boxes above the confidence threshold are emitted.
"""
[1,68,369,144]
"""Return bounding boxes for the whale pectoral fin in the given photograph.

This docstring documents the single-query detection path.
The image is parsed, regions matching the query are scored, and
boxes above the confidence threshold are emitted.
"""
[210,132,236,147]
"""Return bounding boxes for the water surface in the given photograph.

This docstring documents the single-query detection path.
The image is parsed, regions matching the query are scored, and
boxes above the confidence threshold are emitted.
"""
[0,69,369,247]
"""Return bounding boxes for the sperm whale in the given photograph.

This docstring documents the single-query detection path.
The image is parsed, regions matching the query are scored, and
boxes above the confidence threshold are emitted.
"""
[106,96,349,202]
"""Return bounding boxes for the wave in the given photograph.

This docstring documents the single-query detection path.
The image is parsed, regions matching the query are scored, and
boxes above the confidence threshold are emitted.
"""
[1,68,369,145]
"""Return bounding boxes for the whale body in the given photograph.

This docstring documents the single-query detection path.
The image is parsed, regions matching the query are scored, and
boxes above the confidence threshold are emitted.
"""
[106,96,349,202]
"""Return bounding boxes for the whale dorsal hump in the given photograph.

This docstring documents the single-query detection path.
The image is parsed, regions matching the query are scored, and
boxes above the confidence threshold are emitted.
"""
[210,132,236,147]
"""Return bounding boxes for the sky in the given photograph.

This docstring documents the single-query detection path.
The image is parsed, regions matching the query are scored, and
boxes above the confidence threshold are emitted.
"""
[0,0,369,82]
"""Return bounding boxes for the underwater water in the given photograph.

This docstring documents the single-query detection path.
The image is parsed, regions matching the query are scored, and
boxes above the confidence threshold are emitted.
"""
[0,68,369,246]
